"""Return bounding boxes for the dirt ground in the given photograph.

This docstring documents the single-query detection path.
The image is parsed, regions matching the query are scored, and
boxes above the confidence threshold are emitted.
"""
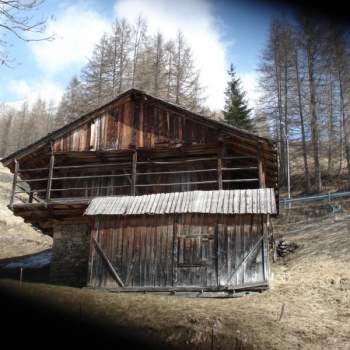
[1,213,350,349]
[0,163,52,259]
[1,158,349,349]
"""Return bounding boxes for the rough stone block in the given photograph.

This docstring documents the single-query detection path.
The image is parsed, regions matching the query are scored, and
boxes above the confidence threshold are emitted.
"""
[50,223,90,287]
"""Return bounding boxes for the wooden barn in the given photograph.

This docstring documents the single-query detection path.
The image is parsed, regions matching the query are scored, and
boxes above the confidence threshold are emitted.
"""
[1,88,278,293]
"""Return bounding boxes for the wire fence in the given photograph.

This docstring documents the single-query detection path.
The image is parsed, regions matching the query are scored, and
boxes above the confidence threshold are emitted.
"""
[279,190,350,208]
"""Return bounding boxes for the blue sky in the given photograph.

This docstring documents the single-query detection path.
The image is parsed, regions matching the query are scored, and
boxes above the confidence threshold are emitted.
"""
[0,0,286,111]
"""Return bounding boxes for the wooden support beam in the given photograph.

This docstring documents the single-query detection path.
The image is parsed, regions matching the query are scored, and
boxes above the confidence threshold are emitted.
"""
[225,234,264,287]
[46,143,55,202]
[10,159,19,209]
[92,237,124,288]
[217,138,224,190]
[131,150,137,196]
[257,142,266,188]
[131,93,141,147]
[137,157,217,165]
[172,215,179,287]
[262,216,268,282]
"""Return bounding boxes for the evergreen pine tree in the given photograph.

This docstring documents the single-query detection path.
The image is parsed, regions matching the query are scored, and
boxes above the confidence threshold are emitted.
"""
[223,64,253,130]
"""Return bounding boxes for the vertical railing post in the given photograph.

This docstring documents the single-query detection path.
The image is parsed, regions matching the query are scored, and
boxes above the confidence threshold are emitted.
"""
[257,142,266,188]
[217,137,223,190]
[46,143,55,203]
[10,159,19,209]
[131,149,137,196]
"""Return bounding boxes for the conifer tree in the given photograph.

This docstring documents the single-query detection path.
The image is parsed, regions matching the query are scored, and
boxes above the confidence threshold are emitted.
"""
[223,64,253,130]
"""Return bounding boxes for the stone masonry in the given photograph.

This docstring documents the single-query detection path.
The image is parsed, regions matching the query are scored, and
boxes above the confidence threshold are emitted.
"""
[50,223,90,287]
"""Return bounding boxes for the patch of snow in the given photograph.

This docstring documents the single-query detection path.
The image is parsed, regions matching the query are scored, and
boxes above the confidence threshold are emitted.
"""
[0,250,52,269]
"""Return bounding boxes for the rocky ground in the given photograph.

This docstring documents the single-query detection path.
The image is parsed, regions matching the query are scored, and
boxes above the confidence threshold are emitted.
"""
[1,212,350,349]
[0,163,52,259]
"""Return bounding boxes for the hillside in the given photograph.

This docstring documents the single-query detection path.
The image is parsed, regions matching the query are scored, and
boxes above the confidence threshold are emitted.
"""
[0,163,52,259]
[1,212,350,349]
[283,141,350,196]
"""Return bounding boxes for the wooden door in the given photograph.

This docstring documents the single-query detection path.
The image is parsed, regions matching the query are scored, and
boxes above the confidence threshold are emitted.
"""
[217,215,267,288]
[174,213,218,288]
[176,235,217,287]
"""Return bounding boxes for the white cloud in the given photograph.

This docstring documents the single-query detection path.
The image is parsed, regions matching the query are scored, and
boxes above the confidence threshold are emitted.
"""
[240,71,261,111]
[114,0,228,110]
[30,5,110,74]
[7,79,63,107]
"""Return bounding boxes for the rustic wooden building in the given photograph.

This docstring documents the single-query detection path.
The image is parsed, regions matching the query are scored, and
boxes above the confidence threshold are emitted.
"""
[1,88,278,293]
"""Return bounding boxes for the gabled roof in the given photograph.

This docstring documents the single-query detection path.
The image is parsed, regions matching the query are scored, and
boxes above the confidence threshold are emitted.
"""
[1,88,275,167]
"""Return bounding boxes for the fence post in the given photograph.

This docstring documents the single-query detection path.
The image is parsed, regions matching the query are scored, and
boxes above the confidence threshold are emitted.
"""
[328,191,331,203]
[10,159,19,209]
[19,267,23,286]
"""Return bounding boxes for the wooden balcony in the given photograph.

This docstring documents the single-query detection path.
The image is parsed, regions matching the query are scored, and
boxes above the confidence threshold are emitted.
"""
[9,147,265,209]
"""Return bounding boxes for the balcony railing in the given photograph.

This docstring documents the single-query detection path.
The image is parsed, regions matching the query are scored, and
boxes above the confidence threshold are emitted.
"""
[9,153,264,208]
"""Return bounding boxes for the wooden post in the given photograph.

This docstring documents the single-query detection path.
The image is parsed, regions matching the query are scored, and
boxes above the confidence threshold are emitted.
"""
[46,143,55,202]
[10,159,19,209]
[29,192,34,203]
[131,93,141,147]
[257,142,266,188]
[131,149,137,196]
[172,215,178,287]
[92,237,124,288]
[217,137,224,190]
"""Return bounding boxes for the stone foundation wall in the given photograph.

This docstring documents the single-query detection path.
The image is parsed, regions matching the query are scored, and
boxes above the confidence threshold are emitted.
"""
[50,224,90,287]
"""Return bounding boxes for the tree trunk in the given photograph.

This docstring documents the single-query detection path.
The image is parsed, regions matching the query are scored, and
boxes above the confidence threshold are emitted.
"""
[283,58,289,188]
[294,50,311,192]
[327,74,334,175]
[338,71,350,175]
[306,44,322,192]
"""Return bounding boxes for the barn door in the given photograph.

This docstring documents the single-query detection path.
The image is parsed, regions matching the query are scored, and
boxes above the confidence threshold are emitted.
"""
[175,235,217,287]
[217,215,267,288]
[88,216,175,289]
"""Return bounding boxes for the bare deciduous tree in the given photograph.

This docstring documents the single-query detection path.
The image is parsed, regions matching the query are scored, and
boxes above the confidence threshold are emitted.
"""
[0,0,53,66]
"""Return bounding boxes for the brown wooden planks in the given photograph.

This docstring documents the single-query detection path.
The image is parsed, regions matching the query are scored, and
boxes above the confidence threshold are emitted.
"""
[88,213,268,291]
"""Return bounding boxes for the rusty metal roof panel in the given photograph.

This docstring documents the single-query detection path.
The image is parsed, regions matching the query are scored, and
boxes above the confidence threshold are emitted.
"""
[85,189,277,216]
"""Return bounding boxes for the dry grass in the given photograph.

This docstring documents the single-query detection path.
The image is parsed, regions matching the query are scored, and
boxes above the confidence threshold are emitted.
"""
[285,142,350,195]
[1,214,350,349]
[0,164,52,259]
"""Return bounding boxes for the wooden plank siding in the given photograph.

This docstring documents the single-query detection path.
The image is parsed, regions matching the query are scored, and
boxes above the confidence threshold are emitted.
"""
[3,90,277,201]
[53,98,218,153]
[88,214,268,291]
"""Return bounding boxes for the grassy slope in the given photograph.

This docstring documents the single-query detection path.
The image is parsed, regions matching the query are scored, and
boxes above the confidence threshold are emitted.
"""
[1,214,350,349]
[0,163,52,259]
[285,142,350,196]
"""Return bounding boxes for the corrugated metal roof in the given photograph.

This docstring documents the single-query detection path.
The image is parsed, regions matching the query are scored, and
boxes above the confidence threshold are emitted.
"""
[84,189,277,216]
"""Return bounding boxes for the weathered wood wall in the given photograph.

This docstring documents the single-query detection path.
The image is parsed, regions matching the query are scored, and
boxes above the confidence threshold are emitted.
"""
[88,214,268,291]
[53,96,218,153]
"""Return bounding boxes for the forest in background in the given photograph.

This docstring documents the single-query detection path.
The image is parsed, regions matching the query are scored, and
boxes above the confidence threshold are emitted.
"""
[259,13,350,193]
[0,16,216,156]
[1,11,350,195]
